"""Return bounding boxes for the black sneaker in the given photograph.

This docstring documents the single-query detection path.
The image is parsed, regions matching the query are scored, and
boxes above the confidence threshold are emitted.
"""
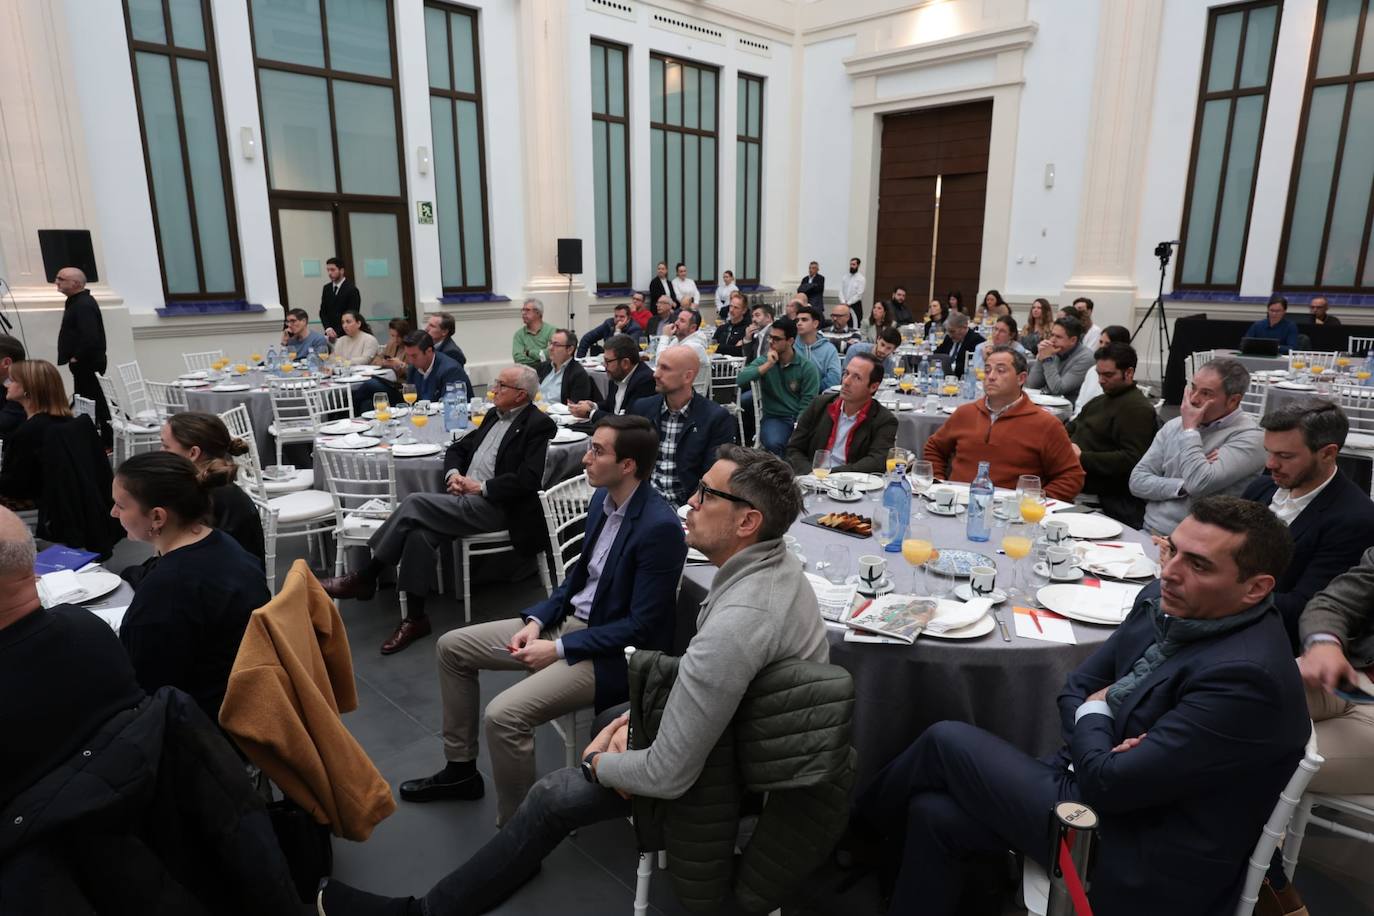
[398,767,485,803]
[316,878,419,916]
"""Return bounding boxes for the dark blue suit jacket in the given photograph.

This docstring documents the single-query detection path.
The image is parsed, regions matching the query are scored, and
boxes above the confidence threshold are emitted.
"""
[630,393,737,503]
[1243,470,1374,648]
[1054,581,1308,916]
[524,483,686,712]
[406,349,471,402]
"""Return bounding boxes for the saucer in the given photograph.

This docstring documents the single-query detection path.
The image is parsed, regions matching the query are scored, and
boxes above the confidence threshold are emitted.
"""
[826,489,863,502]
[1034,562,1084,582]
[846,574,895,596]
[928,503,963,516]
[954,583,1008,603]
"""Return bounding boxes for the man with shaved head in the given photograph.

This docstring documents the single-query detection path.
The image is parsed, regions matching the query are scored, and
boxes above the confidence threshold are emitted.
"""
[630,346,735,505]
[55,266,110,446]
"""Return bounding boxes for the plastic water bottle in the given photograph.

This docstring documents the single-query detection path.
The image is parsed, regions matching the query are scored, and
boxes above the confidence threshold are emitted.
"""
[966,461,994,542]
[307,352,320,376]
[444,382,470,432]
[266,346,278,374]
[1365,353,1374,386]
[881,463,912,554]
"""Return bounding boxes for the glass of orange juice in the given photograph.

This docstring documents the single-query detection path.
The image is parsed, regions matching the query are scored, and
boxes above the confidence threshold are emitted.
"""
[1017,475,1046,524]
[250,351,263,365]
[1001,521,1034,596]
[893,365,906,379]
[1291,357,1306,372]
[886,447,910,475]
[471,409,486,427]
[902,520,935,595]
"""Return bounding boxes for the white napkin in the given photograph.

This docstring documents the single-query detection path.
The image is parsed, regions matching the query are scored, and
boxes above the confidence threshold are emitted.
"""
[89,605,129,634]
[546,403,571,415]
[39,570,86,605]
[1079,542,1156,579]
[338,433,375,448]
[925,597,992,634]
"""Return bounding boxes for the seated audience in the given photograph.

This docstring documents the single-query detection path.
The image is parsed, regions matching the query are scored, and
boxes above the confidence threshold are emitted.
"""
[1130,357,1265,536]
[404,331,471,402]
[1020,297,1052,351]
[1242,400,1374,644]
[372,317,412,377]
[715,269,739,317]
[160,412,265,566]
[946,290,965,319]
[628,291,653,331]
[977,289,1010,322]
[659,308,708,361]
[280,307,331,358]
[0,360,72,509]
[568,334,656,423]
[631,347,735,505]
[887,286,914,324]
[922,298,946,339]
[923,346,1084,500]
[0,335,26,438]
[1073,296,1102,351]
[737,317,821,457]
[845,325,902,375]
[1066,343,1158,528]
[577,302,644,357]
[1028,314,1094,401]
[537,329,594,405]
[712,292,751,357]
[796,305,842,388]
[970,315,1027,374]
[827,304,861,344]
[785,352,896,475]
[855,497,1307,916]
[741,302,775,363]
[671,262,699,306]
[784,294,805,322]
[426,311,466,366]
[112,452,268,720]
[647,295,675,337]
[865,299,896,343]
[1070,325,1132,417]
[323,366,556,654]
[932,311,985,378]
[399,416,684,825]
[318,448,829,916]
[512,298,555,367]
[333,310,380,366]
[1305,294,1339,329]
[1244,295,1300,353]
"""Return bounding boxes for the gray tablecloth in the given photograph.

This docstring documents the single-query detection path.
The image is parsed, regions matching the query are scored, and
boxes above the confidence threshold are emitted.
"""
[881,386,1070,457]
[1228,352,1289,373]
[677,489,1154,787]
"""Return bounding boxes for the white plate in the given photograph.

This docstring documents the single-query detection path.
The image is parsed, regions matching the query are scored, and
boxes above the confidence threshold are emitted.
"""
[40,569,123,608]
[1345,432,1374,451]
[332,374,366,383]
[954,584,1007,604]
[322,434,381,450]
[210,383,251,393]
[1051,512,1123,539]
[826,490,864,502]
[940,405,958,414]
[319,419,370,435]
[546,402,572,415]
[392,443,443,457]
[898,401,915,411]
[176,378,210,387]
[927,504,963,516]
[924,614,996,640]
[1036,583,1138,625]
[828,472,885,492]
[1034,562,1085,582]
[363,407,410,419]
[1274,381,1318,391]
[552,429,589,444]
[1028,392,1071,408]
[178,370,208,379]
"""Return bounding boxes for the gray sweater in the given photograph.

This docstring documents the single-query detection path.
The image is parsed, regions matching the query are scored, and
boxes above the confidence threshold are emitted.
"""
[1027,342,1096,402]
[1128,411,1266,535]
[595,538,829,799]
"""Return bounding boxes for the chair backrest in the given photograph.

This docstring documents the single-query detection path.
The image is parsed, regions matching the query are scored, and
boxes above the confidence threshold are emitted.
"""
[267,377,319,433]
[96,373,128,421]
[710,355,744,397]
[1234,726,1323,916]
[72,394,96,422]
[1330,386,1374,434]
[218,404,268,501]
[115,361,154,418]
[1240,379,1269,418]
[183,350,225,372]
[144,379,188,418]
[316,447,397,530]
[538,473,595,585]
[306,384,354,424]
[1348,335,1374,355]
[1188,348,1217,378]
[1288,350,1336,371]
[750,379,765,447]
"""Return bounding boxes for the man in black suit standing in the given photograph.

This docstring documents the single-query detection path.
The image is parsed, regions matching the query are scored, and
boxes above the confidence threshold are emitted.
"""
[797,261,825,310]
[568,334,655,423]
[54,267,110,447]
[319,257,360,341]
[1242,399,1374,646]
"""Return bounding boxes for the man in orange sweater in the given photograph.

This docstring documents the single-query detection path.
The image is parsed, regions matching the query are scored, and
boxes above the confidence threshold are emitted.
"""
[923,345,1085,501]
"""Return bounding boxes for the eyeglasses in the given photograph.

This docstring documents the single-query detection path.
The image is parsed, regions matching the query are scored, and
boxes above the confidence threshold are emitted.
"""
[694,481,755,509]
[768,334,787,343]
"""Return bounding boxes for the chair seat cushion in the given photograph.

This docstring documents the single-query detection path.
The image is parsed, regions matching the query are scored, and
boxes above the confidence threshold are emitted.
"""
[267,489,334,524]
[263,468,316,494]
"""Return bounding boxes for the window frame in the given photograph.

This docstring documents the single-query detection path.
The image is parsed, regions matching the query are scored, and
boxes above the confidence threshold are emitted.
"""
[591,38,632,290]
[735,72,764,286]
[1275,0,1374,292]
[122,0,244,301]
[649,51,721,286]
[1174,0,1282,291]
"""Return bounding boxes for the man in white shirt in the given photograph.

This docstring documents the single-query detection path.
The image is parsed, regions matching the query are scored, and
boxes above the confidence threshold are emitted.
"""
[659,308,708,361]
[714,269,739,318]
[840,257,866,324]
[670,262,699,307]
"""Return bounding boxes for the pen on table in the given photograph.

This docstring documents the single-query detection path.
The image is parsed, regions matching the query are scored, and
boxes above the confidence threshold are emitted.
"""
[850,598,874,620]
[1028,608,1044,634]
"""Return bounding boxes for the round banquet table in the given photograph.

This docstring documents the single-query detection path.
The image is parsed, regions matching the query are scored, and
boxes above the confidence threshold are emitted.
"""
[676,485,1155,787]
[867,381,1071,458]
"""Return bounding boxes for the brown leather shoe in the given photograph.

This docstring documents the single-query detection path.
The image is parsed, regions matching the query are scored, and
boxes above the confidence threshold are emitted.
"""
[380,616,432,655]
[318,571,376,601]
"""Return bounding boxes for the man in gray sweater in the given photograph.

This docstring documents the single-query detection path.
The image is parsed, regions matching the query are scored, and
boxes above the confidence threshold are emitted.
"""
[1028,313,1095,402]
[317,446,829,916]
[1129,357,1266,535]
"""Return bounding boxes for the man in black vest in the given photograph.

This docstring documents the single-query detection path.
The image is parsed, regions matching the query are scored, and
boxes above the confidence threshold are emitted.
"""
[320,257,360,341]
[55,267,110,447]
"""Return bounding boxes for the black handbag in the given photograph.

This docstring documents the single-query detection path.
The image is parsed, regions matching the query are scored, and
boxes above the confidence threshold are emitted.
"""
[266,794,333,903]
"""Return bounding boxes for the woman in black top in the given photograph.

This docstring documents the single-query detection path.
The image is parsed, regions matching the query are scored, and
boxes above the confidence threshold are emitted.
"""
[112,452,269,720]
[160,412,265,566]
[0,360,72,509]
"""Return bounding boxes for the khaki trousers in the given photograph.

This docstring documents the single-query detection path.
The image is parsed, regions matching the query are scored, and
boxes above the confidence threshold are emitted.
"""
[437,616,595,825]
[1307,684,1374,794]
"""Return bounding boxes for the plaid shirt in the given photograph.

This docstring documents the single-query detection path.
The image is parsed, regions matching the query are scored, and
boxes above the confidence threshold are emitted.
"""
[651,401,691,505]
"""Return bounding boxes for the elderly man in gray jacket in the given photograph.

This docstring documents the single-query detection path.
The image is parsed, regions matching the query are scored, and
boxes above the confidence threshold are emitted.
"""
[317,446,829,916]
[1129,357,1266,535]
[1028,313,1096,402]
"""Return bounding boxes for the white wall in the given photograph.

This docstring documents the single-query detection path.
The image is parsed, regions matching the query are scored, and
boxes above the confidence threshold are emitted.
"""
[794,35,856,282]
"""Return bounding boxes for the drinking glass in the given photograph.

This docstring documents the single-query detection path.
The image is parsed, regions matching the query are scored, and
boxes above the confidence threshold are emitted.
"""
[820,544,851,585]
[909,460,934,518]
[402,383,418,406]
[886,447,910,475]
[250,351,263,365]
[812,449,832,489]
[942,375,959,397]
[902,521,934,595]
[372,392,389,415]
[1017,475,1047,524]
[1026,545,1052,607]
[1001,521,1034,597]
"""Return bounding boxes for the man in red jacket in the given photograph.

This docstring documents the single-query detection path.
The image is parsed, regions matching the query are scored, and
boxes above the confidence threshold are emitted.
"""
[923,346,1084,501]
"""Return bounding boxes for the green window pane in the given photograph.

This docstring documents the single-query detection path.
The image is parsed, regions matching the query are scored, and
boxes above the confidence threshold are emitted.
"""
[456,100,486,288]
[700,69,716,132]
[667,132,682,263]
[1322,83,1374,285]
[701,136,716,279]
[591,44,607,116]
[609,121,628,284]
[1212,95,1264,286]
[607,46,625,118]
[430,98,462,288]
[178,60,234,292]
[1361,5,1374,72]
[748,78,762,136]
[1238,4,1277,89]
[168,0,205,50]
[135,52,199,293]
[650,58,664,123]
[684,134,699,272]
[1316,0,1362,78]
[737,79,747,135]
[665,62,682,126]
[1283,85,1346,285]
[325,0,392,78]
[1207,12,1242,92]
[425,6,449,90]
[333,80,398,196]
[593,121,610,283]
[128,0,167,44]
[1181,99,1229,284]
[651,129,665,266]
[260,70,335,192]
[250,0,324,68]
[451,12,476,94]
[736,141,747,273]
[745,141,759,280]
[683,66,699,129]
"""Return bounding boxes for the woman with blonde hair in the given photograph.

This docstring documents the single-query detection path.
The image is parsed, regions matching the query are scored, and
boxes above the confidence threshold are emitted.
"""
[0,360,72,508]
[1022,298,1053,351]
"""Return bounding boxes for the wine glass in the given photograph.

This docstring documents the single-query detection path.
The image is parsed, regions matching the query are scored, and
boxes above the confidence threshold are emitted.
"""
[1027,544,1052,607]
[886,447,910,475]
[812,449,832,495]
[1017,475,1046,525]
[402,383,418,408]
[406,400,430,444]
[909,460,934,518]
[1001,522,1034,597]
[902,520,934,596]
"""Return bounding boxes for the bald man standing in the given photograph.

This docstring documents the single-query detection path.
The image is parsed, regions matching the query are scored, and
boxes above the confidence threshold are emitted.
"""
[55,267,110,447]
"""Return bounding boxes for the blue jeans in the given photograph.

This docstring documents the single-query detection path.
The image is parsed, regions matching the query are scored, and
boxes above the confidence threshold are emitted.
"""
[759,417,794,457]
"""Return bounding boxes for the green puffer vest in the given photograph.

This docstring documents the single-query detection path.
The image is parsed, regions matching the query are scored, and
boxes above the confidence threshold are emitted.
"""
[627,649,856,914]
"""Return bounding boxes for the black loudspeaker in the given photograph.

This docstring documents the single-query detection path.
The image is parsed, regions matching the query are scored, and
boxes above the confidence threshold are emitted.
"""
[38,230,99,283]
[556,238,583,275]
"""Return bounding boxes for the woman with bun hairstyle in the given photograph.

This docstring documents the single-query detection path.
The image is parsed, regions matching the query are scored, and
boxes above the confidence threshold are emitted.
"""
[112,451,269,719]
[160,411,265,565]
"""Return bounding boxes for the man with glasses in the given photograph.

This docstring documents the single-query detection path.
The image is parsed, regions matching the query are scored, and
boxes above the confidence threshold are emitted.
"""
[317,447,829,916]
[568,334,656,424]
[536,329,594,405]
[713,291,751,357]
[631,347,735,506]
[280,308,331,359]
[577,302,644,357]
[321,365,556,655]
[737,316,821,457]
[512,299,555,368]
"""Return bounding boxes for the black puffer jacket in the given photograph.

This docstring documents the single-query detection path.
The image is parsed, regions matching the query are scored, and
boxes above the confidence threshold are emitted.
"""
[629,650,856,914]
[0,687,299,915]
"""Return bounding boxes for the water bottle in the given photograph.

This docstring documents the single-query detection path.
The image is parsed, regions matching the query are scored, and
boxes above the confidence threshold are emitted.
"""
[307,352,320,376]
[266,346,278,374]
[444,382,470,432]
[881,463,912,554]
[962,370,978,400]
[966,461,994,542]
[1365,353,1374,386]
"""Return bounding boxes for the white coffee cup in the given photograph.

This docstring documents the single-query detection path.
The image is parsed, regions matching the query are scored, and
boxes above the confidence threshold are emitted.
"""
[830,480,857,499]
[931,486,958,510]
[994,494,1018,518]
[858,554,887,594]
[969,565,997,598]
[1047,546,1081,579]
[1044,519,1071,544]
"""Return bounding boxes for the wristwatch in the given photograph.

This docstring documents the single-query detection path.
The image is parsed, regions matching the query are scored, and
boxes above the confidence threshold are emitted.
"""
[581,751,601,783]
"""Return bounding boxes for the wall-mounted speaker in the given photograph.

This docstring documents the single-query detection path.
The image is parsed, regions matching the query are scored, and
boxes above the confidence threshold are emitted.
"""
[556,238,583,275]
[38,230,99,283]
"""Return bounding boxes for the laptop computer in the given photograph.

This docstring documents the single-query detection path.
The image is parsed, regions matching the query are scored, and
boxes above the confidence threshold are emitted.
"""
[1239,337,1280,356]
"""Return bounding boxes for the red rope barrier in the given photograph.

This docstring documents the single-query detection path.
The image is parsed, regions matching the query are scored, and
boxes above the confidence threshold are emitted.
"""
[1057,832,1094,916]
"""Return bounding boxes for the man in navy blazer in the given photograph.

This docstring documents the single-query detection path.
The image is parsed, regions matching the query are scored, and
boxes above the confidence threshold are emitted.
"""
[630,346,736,506]
[397,414,685,826]
[1242,398,1374,648]
[855,496,1308,916]
[403,331,471,402]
